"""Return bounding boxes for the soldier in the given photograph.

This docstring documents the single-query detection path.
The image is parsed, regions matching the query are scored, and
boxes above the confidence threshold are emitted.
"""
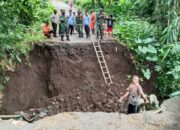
[59,10,70,41]
[96,9,104,40]
[75,10,83,38]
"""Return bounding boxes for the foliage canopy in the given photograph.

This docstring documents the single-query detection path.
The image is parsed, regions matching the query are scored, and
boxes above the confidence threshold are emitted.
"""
[0,0,54,90]
[76,0,180,97]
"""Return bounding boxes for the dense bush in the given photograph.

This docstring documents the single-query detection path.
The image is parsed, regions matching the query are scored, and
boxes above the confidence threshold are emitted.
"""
[78,0,180,97]
[0,0,54,90]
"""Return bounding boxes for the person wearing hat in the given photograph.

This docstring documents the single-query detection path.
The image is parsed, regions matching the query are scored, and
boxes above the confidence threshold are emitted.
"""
[59,10,70,41]
[96,8,104,40]
[75,10,84,38]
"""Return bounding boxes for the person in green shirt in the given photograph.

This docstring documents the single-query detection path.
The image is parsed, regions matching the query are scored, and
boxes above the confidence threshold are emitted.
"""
[59,10,70,41]
[96,9,104,40]
[75,10,84,38]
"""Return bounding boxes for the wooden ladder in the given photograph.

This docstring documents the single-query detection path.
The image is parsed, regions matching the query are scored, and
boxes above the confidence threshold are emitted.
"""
[92,39,113,85]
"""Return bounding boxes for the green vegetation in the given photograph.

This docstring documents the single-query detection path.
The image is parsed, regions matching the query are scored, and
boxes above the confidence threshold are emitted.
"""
[0,0,54,90]
[77,0,180,97]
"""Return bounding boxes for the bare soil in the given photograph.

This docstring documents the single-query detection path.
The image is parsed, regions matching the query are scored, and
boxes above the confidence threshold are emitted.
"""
[1,41,157,115]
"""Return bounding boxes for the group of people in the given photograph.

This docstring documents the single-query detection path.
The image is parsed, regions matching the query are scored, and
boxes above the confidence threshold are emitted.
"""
[43,9,116,41]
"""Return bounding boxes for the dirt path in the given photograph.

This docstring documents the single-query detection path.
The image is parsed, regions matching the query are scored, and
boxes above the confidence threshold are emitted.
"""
[51,0,77,12]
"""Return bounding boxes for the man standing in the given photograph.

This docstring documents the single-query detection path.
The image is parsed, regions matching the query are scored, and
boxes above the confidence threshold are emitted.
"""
[51,10,58,37]
[105,14,116,38]
[90,10,96,35]
[59,9,64,37]
[96,9,104,40]
[68,10,75,35]
[59,10,70,41]
[83,11,90,38]
[72,11,76,34]
[76,10,83,38]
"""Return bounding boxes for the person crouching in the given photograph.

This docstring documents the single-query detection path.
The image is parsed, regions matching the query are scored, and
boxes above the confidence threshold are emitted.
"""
[43,21,53,38]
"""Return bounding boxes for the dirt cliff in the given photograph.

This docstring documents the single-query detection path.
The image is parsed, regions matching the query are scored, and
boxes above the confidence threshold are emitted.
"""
[1,41,157,114]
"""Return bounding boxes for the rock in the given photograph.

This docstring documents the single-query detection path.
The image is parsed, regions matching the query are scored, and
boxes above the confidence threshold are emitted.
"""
[47,106,53,110]
[77,96,80,100]
[149,94,159,109]
[51,102,56,106]
[60,98,64,102]
[161,96,180,114]
[107,89,114,96]
[38,112,47,118]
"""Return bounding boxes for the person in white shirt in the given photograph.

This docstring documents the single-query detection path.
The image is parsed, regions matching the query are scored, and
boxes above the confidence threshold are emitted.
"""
[50,10,58,37]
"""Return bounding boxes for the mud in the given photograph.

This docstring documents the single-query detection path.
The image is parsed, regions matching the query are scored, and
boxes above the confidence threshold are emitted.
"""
[0,97,180,130]
[1,41,157,115]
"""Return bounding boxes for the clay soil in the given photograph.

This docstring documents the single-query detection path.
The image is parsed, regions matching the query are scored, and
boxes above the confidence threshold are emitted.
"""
[1,41,157,116]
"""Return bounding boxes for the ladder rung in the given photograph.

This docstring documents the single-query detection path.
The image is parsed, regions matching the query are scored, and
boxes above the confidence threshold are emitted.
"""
[100,60,106,62]
[98,56,103,58]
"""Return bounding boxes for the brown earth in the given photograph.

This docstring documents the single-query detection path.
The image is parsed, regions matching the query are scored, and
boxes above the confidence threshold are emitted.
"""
[1,40,157,115]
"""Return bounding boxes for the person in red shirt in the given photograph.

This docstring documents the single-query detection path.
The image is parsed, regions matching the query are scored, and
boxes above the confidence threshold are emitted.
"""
[105,15,116,38]
[43,21,53,38]
[90,10,96,34]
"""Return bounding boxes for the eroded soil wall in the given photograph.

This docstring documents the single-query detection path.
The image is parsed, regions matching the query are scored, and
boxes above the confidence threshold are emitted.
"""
[1,41,156,114]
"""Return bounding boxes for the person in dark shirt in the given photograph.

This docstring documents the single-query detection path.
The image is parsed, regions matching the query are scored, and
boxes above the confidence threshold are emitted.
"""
[105,14,115,38]
[75,10,84,38]
[96,9,104,40]
[83,11,91,38]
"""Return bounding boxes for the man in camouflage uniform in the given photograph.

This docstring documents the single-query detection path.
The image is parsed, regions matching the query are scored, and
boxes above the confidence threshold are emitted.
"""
[75,10,83,38]
[59,10,70,41]
[96,9,104,40]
